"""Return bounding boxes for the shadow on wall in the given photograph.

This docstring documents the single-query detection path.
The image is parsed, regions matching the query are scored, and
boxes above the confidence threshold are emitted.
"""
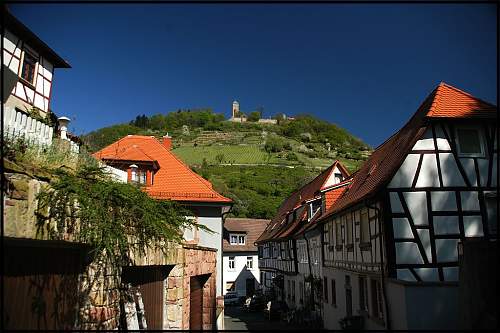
[230,265,261,297]
[3,240,91,330]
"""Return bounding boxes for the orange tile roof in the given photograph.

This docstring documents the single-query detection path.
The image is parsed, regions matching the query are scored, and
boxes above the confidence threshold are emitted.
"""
[93,135,232,204]
[319,82,497,221]
[427,82,497,119]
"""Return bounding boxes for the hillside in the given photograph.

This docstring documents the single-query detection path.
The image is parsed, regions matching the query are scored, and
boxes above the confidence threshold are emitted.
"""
[82,109,372,218]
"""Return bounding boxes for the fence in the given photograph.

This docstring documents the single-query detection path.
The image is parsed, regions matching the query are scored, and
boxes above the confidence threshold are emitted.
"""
[3,107,80,153]
[3,107,53,146]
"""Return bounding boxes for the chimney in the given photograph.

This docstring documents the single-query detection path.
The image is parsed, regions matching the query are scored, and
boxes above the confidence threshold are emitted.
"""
[162,133,172,150]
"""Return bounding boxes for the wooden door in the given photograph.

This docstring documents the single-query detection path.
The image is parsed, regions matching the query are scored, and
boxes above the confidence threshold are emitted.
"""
[3,240,86,330]
[246,278,255,297]
[190,276,203,330]
[121,266,169,330]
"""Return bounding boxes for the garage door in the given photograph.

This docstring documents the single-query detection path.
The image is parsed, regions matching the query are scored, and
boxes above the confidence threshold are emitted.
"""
[121,266,170,330]
[3,239,87,330]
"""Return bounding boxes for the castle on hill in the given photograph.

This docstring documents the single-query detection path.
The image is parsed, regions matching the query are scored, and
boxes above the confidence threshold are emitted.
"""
[228,100,283,124]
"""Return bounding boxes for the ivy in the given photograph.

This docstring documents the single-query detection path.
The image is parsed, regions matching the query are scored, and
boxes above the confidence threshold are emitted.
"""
[36,164,211,269]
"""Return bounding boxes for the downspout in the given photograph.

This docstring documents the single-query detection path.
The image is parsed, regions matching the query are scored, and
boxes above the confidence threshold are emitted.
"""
[366,201,391,330]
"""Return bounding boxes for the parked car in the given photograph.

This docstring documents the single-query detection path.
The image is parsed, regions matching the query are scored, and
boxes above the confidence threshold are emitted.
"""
[224,292,240,306]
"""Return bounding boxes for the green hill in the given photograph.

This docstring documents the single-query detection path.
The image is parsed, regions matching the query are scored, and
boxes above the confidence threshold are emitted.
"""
[82,109,372,218]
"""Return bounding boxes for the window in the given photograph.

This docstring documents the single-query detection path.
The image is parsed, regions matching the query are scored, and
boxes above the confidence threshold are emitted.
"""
[485,192,497,235]
[359,276,368,311]
[246,256,253,269]
[323,277,328,303]
[228,256,235,270]
[226,281,235,291]
[230,235,238,245]
[287,280,291,300]
[238,235,246,245]
[291,280,296,302]
[331,279,336,306]
[346,213,353,245]
[371,279,384,320]
[21,51,37,84]
[334,173,343,184]
[360,208,370,243]
[299,282,304,304]
[336,219,342,246]
[138,170,147,184]
[456,127,485,157]
[258,246,263,259]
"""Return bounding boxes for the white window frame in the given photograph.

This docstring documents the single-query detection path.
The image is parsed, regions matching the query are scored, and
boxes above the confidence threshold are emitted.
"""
[246,256,253,269]
[238,235,246,245]
[230,234,238,245]
[228,256,235,270]
[455,126,486,158]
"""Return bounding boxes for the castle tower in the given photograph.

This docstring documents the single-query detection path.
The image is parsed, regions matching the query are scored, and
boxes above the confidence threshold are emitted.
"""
[232,100,239,118]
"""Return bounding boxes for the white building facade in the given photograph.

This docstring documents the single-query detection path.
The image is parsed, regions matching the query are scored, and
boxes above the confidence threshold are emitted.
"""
[222,218,270,297]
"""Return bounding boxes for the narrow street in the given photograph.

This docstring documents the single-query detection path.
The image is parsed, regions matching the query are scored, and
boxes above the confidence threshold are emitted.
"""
[223,306,305,331]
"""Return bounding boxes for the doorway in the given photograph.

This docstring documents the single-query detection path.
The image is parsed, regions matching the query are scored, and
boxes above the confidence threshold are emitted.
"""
[246,278,255,297]
[190,275,210,330]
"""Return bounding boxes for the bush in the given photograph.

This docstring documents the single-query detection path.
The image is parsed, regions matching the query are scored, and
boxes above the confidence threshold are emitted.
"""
[286,152,298,161]
[264,136,285,153]
[247,111,261,122]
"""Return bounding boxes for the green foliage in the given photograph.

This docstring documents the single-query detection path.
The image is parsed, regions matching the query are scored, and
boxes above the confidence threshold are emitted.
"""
[36,164,206,270]
[215,153,225,164]
[193,165,318,219]
[247,111,261,122]
[280,114,369,150]
[264,136,286,153]
[83,123,142,152]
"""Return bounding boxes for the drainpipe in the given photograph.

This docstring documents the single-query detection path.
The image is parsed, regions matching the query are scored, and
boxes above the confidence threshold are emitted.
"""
[366,201,391,330]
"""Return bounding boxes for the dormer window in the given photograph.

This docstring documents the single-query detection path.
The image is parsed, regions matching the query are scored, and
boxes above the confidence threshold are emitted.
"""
[334,173,343,184]
[129,164,148,185]
[230,233,246,245]
[21,51,37,84]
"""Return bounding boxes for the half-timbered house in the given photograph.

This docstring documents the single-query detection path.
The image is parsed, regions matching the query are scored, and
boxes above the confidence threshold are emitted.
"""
[255,161,351,307]
[318,82,497,330]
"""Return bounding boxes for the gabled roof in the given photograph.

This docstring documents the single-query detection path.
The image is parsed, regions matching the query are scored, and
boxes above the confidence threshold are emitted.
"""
[255,160,350,244]
[3,6,71,68]
[223,218,270,252]
[319,82,497,221]
[93,135,232,204]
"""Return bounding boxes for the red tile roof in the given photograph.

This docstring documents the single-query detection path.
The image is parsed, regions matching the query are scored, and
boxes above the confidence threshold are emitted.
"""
[319,82,497,221]
[427,83,497,119]
[223,218,270,252]
[93,135,232,204]
[255,160,350,243]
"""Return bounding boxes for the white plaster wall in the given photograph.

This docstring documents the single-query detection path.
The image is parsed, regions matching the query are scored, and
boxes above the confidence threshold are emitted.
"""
[322,268,386,330]
[222,253,259,297]
[193,206,224,296]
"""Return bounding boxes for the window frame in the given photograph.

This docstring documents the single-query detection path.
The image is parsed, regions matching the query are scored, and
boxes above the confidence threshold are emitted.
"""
[246,256,253,269]
[455,126,486,158]
[228,256,235,270]
[21,50,38,85]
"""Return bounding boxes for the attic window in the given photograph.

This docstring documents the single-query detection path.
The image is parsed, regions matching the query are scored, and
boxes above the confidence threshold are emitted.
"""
[456,127,485,157]
[21,51,37,84]
[334,173,343,184]
[230,233,246,245]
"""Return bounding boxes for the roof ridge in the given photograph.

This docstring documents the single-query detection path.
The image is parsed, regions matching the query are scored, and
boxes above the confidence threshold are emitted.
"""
[440,82,497,108]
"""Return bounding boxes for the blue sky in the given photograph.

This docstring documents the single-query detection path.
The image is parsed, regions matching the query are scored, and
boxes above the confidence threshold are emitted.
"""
[10,4,497,147]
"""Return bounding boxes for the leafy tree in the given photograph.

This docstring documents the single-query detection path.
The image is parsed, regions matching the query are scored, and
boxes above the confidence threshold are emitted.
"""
[247,111,261,122]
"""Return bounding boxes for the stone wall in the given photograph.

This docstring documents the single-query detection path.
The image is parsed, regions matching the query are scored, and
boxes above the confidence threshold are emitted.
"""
[164,245,218,330]
[3,168,121,330]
